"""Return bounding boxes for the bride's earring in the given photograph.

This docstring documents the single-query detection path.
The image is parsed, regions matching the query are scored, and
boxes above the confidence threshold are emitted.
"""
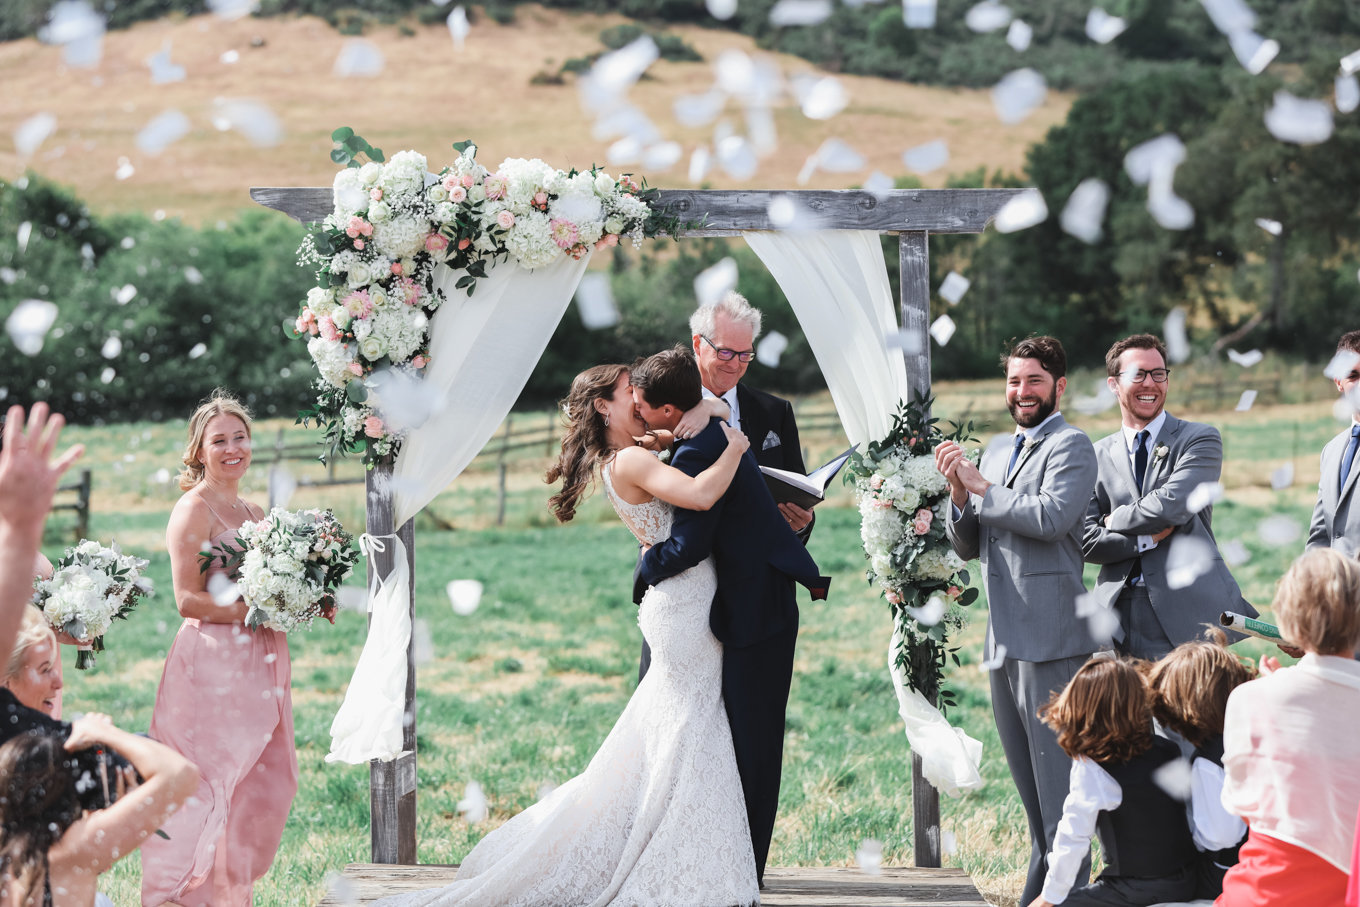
[604,412,610,427]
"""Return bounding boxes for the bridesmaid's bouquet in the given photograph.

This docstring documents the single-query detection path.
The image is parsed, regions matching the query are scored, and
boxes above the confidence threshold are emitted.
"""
[32,540,154,669]
[205,508,360,633]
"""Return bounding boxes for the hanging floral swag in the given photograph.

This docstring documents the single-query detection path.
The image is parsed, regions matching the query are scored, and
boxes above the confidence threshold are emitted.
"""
[844,395,979,712]
[294,128,682,464]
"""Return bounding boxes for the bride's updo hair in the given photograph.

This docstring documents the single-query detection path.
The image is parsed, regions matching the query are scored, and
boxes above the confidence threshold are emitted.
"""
[546,364,630,523]
[178,389,253,491]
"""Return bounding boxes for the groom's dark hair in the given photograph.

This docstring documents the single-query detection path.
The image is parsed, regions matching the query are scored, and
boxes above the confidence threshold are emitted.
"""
[630,345,703,411]
[1002,334,1067,378]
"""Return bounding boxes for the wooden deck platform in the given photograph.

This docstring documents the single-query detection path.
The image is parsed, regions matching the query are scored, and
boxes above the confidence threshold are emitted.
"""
[319,863,990,906]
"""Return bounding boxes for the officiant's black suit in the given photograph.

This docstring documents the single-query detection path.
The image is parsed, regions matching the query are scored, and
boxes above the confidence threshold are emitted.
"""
[736,384,807,473]
[635,416,829,884]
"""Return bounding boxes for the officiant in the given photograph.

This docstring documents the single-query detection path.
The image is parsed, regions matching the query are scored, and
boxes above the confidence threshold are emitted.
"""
[673,291,816,540]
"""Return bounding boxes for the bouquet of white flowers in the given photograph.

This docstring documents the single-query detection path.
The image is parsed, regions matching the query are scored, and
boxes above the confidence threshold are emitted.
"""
[32,540,153,669]
[205,508,359,633]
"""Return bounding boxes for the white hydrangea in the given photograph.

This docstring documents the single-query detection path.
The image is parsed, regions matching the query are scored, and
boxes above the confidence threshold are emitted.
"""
[912,547,966,582]
[358,161,382,187]
[369,305,425,362]
[373,216,425,260]
[859,496,905,562]
[504,210,560,269]
[308,336,357,387]
[234,508,360,633]
[901,454,949,497]
[380,151,428,197]
[332,168,366,217]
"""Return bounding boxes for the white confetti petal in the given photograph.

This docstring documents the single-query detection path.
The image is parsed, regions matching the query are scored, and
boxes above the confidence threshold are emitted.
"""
[188,342,207,359]
[446,6,469,48]
[978,643,1007,672]
[447,580,483,616]
[136,110,191,155]
[1227,348,1262,368]
[413,619,434,666]
[1087,605,1120,644]
[938,271,970,305]
[39,0,105,67]
[1257,514,1301,545]
[993,188,1048,233]
[1342,48,1360,76]
[268,463,297,508]
[991,68,1047,124]
[1186,481,1223,513]
[324,871,359,907]
[457,781,488,823]
[220,49,240,64]
[206,572,240,607]
[766,194,825,231]
[642,142,683,172]
[855,838,883,875]
[799,76,848,120]
[744,106,777,156]
[1124,134,1186,186]
[886,328,924,356]
[965,1,1011,32]
[1229,30,1278,75]
[14,113,57,159]
[606,136,642,166]
[16,222,31,256]
[574,273,619,329]
[942,829,957,856]
[211,98,284,147]
[184,266,204,285]
[100,336,121,359]
[113,284,137,304]
[908,594,947,627]
[207,0,258,19]
[1162,307,1190,364]
[902,139,949,174]
[146,41,186,84]
[1234,389,1257,411]
[114,157,135,181]
[673,91,725,128]
[0,268,14,285]
[1221,538,1250,567]
[1006,19,1032,51]
[99,366,115,384]
[1166,536,1215,589]
[6,300,58,356]
[333,39,385,77]
[707,0,738,19]
[1060,177,1110,244]
[1148,178,1195,230]
[929,314,956,347]
[1270,461,1294,490]
[1085,8,1127,43]
[903,0,937,28]
[580,37,658,111]
[1254,217,1282,235]
[716,134,758,181]
[1072,380,1118,415]
[863,170,895,199]
[769,0,832,26]
[152,467,170,485]
[1153,758,1193,801]
[1323,349,1360,380]
[756,331,788,368]
[368,368,444,435]
[688,146,711,183]
[536,781,559,801]
[1335,74,1360,114]
[1264,91,1334,145]
[1199,0,1255,36]
[333,586,368,614]
[694,258,738,308]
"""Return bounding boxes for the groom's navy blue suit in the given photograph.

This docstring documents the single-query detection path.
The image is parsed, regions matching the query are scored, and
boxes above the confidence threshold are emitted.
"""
[634,416,829,884]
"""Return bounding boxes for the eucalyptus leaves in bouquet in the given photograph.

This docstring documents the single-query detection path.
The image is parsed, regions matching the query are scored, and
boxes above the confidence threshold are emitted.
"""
[845,396,979,712]
[32,540,153,669]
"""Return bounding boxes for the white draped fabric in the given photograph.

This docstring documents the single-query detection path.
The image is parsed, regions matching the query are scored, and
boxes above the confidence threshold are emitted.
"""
[328,253,592,764]
[741,230,909,447]
[745,230,981,796]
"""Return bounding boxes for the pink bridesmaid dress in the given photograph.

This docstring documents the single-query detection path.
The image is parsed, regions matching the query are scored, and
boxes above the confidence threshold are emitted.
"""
[140,526,299,907]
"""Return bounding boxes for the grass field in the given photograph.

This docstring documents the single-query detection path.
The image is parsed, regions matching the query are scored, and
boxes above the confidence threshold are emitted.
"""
[39,363,1344,906]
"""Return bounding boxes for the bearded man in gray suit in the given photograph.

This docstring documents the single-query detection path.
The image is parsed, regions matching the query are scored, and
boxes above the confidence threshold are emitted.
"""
[1308,329,1360,556]
[1083,334,1256,659]
[935,335,1098,907]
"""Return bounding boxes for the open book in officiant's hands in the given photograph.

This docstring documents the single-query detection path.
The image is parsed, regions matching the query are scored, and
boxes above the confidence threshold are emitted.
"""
[760,445,858,510]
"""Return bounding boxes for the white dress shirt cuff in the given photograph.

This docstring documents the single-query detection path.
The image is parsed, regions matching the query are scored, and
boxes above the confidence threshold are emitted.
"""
[1042,758,1123,904]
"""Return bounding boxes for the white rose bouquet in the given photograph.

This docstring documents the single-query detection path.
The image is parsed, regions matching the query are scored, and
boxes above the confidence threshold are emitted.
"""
[32,540,153,669]
[204,508,360,633]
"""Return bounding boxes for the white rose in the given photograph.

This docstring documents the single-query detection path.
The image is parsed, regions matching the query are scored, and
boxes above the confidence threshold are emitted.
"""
[594,172,616,196]
[331,308,352,330]
[359,336,385,360]
[359,162,382,187]
[368,200,392,223]
[427,184,449,204]
[604,216,625,235]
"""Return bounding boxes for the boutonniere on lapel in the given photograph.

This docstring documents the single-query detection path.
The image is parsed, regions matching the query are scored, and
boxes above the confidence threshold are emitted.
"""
[1153,444,1169,461]
[1022,436,1039,451]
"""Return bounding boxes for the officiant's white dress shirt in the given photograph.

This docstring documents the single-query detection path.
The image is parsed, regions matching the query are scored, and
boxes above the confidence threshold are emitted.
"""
[702,386,741,432]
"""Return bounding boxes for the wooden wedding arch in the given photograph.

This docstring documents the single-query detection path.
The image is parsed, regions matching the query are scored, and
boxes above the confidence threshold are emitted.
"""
[251,185,1023,868]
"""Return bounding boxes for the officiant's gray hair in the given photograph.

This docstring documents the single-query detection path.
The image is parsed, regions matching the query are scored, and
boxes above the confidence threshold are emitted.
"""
[690,291,762,341]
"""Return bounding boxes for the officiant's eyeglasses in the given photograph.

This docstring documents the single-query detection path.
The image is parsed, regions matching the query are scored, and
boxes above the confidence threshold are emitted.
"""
[702,336,755,363]
[1122,368,1171,384]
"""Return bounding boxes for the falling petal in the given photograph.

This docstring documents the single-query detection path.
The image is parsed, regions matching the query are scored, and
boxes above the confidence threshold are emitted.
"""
[929,314,956,347]
[100,336,121,358]
[152,467,170,485]
[188,342,207,359]
[942,829,958,856]
[1187,482,1224,513]
[146,41,186,84]
[0,269,14,285]
[1221,539,1250,566]
[1254,217,1282,236]
[1234,390,1257,411]
[1257,514,1301,545]
[1087,605,1120,643]
[1342,48,1360,76]
[886,329,924,356]
[14,113,57,159]
[1227,348,1262,367]
[688,146,711,183]
[978,643,1007,672]
[938,271,970,305]
[207,0,258,19]
[767,194,825,231]
[714,50,756,97]
[1166,536,1214,589]
[16,222,31,255]
[446,6,469,48]
[211,98,284,147]
[323,871,360,907]
[855,838,883,875]
[39,0,105,67]
[269,464,297,508]
[707,0,738,18]
[1153,758,1193,801]
[1072,380,1118,415]
[1270,462,1294,490]
[113,284,137,304]
[368,368,444,435]
[903,0,937,28]
[606,137,642,165]
[798,76,848,120]
[1324,349,1360,380]
[6,300,58,356]
[1335,74,1359,114]
[902,139,949,174]
[1264,91,1334,144]
[1006,19,1032,51]
[114,157,135,180]
[673,91,725,128]
[769,0,833,26]
[1124,134,1186,185]
[206,573,240,607]
[811,137,864,172]
[333,39,385,77]
[1162,308,1190,364]
[756,331,788,368]
[1147,177,1195,230]
[908,594,947,626]
[695,258,738,307]
[579,37,658,111]
[1199,0,1255,35]
[334,586,368,613]
[220,49,240,64]
[991,68,1047,124]
[965,1,1012,33]
[136,110,191,155]
[1229,30,1278,75]
[1060,177,1110,244]
[447,580,483,616]
[862,171,894,199]
[456,781,488,823]
[99,367,115,384]
[574,273,619,329]
[1085,8,1127,43]
[716,134,758,181]
[413,619,434,666]
[993,188,1048,233]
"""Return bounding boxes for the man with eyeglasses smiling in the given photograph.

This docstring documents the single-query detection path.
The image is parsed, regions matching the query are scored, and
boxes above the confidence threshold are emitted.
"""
[672,291,816,540]
[1083,333,1254,661]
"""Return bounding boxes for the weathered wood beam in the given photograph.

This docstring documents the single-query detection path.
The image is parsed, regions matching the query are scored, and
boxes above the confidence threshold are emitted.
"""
[249,187,1026,235]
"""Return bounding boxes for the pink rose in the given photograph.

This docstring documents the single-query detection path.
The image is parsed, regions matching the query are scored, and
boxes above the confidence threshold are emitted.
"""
[461,173,474,188]
[319,316,339,342]
[913,508,933,536]
[885,589,901,605]
[411,355,427,369]
[946,586,962,600]
[390,262,404,276]
[496,210,515,229]
[363,415,385,439]
[294,307,317,336]
[595,233,618,250]
[449,186,468,204]
[394,277,420,306]
[369,188,383,201]
[532,191,548,211]
[347,361,363,376]
[869,475,884,491]
[425,232,449,252]
[442,174,459,192]
[353,239,365,250]
[458,238,471,250]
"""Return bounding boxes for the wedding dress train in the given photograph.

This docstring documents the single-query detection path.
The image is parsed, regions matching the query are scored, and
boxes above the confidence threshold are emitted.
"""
[373,465,758,907]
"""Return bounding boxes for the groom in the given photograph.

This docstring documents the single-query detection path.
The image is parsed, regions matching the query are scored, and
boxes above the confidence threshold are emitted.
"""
[630,345,829,885]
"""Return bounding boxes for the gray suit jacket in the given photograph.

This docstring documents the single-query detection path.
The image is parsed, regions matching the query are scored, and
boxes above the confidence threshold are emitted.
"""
[1083,414,1255,644]
[1308,422,1360,553]
[947,414,1098,663]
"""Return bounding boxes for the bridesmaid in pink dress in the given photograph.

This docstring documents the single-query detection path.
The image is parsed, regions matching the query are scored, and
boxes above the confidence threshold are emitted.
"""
[141,390,298,907]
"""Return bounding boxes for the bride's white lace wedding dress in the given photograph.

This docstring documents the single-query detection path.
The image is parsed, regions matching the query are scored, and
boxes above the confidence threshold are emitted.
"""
[374,465,759,907]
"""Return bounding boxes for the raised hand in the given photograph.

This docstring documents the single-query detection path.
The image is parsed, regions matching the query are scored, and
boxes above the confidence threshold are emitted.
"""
[0,403,84,536]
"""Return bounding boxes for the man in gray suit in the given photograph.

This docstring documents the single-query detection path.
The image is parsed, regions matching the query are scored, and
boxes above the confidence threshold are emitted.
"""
[1308,329,1360,555]
[1084,333,1256,659]
[934,335,1098,907]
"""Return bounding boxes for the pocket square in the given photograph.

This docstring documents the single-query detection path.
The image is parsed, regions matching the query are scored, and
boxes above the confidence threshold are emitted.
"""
[762,430,781,450]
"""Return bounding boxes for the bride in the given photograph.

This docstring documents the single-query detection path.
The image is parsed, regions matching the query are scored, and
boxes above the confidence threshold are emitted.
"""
[375,362,758,907]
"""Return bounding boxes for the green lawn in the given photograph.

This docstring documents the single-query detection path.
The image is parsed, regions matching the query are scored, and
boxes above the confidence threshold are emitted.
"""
[45,373,1337,906]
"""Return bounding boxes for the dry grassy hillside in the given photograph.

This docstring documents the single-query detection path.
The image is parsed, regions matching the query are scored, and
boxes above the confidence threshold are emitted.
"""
[0,5,1070,224]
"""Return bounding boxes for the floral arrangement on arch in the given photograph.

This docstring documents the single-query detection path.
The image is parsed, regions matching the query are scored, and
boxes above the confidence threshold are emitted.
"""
[844,396,979,712]
[294,129,676,463]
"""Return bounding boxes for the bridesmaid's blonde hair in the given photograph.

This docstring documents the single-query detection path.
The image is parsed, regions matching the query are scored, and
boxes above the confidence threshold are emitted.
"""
[177,389,253,491]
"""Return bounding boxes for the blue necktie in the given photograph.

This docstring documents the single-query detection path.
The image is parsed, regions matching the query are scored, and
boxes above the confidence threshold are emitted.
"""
[1007,434,1026,480]
[1134,430,1150,491]
[1341,425,1360,491]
